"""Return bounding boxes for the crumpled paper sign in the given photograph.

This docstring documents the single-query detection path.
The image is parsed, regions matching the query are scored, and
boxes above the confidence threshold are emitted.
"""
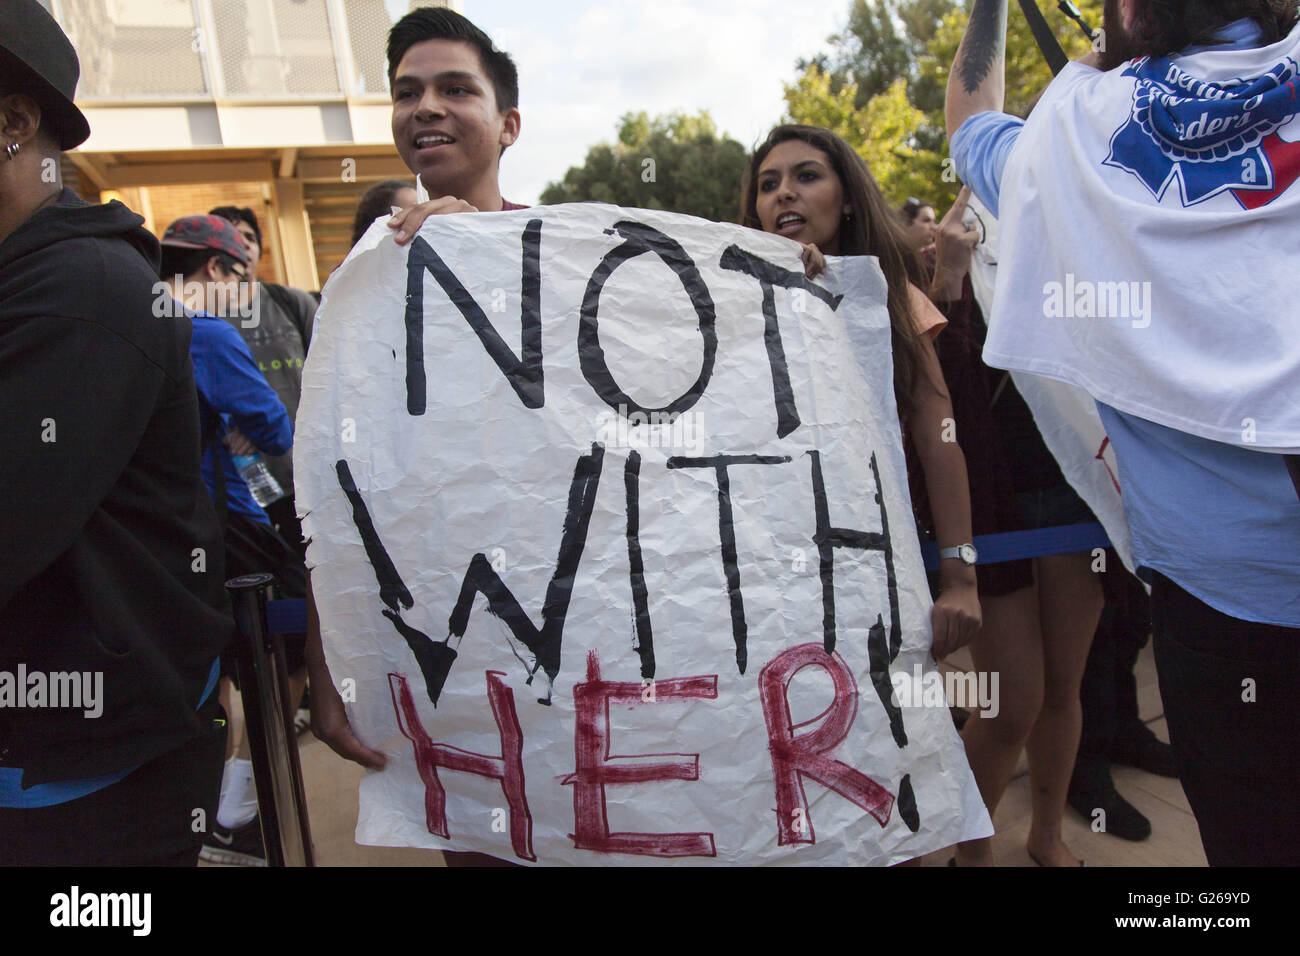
[295,202,993,866]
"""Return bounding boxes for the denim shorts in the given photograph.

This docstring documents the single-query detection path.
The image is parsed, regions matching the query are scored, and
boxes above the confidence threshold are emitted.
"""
[1015,481,1096,531]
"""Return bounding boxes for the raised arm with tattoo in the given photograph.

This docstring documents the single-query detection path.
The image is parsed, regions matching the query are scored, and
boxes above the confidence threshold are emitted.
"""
[946,0,1009,138]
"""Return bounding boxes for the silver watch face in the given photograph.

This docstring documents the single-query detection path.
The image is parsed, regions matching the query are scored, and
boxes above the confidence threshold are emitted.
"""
[960,543,978,565]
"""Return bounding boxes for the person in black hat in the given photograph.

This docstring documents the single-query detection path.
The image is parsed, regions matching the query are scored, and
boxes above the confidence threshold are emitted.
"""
[0,0,233,865]
[0,0,91,243]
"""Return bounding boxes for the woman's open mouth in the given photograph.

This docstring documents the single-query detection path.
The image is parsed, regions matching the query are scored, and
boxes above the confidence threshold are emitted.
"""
[775,212,806,235]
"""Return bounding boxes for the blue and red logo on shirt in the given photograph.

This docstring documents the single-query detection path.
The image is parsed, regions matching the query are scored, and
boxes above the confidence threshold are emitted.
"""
[1104,55,1300,208]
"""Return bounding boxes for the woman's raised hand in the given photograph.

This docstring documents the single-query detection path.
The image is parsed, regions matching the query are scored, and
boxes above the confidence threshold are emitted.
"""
[930,186,979,302]
[800,242,827,279]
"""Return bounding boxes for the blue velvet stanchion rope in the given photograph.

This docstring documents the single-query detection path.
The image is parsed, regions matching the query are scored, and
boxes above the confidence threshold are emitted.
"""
[920,522,1111,571]
[267,598,309,636]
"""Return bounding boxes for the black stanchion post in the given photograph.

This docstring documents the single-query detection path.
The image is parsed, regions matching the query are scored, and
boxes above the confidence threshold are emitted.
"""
[226,573,315,867]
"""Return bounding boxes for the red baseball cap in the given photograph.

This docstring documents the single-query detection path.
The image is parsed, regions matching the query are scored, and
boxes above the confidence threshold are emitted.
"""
[160,215,250,268]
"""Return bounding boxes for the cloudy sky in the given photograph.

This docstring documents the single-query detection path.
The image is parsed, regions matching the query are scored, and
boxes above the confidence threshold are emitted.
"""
[386,0,847,204]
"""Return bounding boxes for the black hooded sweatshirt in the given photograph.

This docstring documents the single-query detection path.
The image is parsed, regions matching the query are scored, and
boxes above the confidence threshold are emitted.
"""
[0,189,233,786]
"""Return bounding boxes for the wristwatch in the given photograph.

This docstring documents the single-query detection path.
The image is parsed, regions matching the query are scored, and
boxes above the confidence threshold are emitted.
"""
[938,543,978,566]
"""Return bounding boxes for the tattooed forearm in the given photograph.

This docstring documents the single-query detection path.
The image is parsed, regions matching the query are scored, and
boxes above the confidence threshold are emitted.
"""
[958,0,1008,95]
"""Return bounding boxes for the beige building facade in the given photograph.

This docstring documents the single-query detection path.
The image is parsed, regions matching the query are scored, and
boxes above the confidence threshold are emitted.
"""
[44,0,460,289]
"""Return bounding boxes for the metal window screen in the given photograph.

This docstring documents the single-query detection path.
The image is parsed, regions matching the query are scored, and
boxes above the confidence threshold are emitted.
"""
[56,0,208,98]
[50,0,459,101]
[209,0,341,97]
[345,0,458,97]
[342,0,392,97]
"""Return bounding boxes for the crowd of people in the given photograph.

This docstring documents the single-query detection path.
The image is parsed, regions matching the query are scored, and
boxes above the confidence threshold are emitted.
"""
[2,0,1296,868]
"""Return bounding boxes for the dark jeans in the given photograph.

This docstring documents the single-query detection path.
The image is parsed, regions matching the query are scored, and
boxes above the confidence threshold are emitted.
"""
[0,699,227,865]
[1015,480,1096,531]
[1151,572,1300,866]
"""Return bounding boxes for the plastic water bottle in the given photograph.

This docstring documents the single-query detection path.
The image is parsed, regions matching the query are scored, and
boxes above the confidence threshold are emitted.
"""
[231,452,285,508]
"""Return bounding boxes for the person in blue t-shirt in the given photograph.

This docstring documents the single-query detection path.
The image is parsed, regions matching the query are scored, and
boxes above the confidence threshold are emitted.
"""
[158,215,293,524]
[944,0,1300,866]
[159,215,308,865]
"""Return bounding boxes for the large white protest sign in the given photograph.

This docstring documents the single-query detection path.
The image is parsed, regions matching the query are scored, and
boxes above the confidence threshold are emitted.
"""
[296,204,992,866]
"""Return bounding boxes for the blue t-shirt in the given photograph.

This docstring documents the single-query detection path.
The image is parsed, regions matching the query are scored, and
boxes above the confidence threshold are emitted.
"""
[950,21,1300,628]
[189,308,294,524]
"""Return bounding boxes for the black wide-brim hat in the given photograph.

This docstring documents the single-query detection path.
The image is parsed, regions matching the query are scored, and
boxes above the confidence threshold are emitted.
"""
[0,0,91,150]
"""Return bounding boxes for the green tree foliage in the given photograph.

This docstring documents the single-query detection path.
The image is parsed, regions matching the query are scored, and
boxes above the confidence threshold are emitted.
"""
[818,0,959,111]
[539,111,748,223]
[786,0,1103,210]
[919,0,1103,121]
[784,68,947,206]
[826,0,914,104]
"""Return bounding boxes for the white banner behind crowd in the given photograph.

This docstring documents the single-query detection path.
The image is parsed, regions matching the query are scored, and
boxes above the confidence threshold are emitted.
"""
[296,204,992,866]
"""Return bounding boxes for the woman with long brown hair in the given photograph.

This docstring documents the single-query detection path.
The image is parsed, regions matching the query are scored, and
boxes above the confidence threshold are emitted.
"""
[740,124,981,661]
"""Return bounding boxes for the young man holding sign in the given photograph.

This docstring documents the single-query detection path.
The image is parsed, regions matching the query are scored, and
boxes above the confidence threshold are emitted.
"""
[302,7,989,867]
[304,10,525,868]
[385,7,526,236]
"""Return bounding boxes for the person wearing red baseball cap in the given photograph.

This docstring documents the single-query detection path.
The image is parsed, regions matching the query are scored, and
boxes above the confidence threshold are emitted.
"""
[158,214,303,866]
[0,2,234,865]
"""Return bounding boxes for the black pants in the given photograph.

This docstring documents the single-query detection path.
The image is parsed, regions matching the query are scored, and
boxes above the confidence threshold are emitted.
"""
[1071,565,1149,794]
[221,511,307,682]
[264,495,308,563]
[1151,573,1300,866]
[0,700,227,866]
